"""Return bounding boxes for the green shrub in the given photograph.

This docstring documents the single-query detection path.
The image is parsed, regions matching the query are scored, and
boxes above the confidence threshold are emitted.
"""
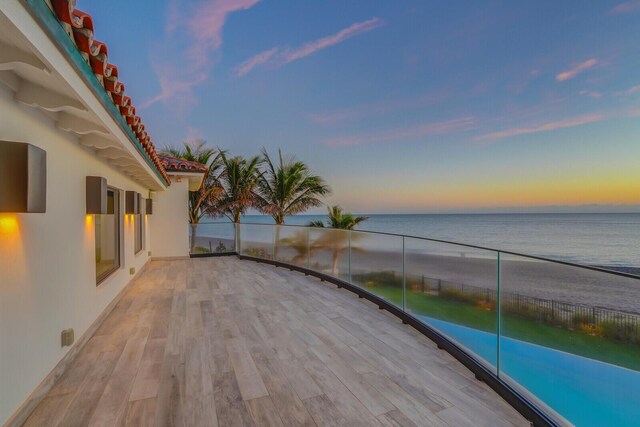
[600,320,640,344]
[571,312,595,326]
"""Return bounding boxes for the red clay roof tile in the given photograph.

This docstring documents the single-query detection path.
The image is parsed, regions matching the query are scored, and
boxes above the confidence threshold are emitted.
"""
[159,155,208,174]
[50,0,170,184]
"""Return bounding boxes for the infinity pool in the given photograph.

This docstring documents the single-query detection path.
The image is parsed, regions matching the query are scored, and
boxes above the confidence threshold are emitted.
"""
[420,316,640,426]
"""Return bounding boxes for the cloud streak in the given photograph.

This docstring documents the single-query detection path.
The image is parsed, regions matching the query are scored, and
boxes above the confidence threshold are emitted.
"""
[555,58,598,82]
[610,1,640,14]
[475,113,606,142]
[235,18,383,76]
[614,85,640,96]
[323,117,476,146]
[235,47,279,76]
[283,18,383,63]
[144,0,260,110]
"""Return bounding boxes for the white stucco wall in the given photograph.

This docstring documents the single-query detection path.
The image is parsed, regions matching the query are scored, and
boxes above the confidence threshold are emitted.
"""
[0,83,152,424]
[149,177,190,258]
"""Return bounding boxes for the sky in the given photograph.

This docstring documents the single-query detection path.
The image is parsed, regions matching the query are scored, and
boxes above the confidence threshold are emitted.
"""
[81,1,640,213]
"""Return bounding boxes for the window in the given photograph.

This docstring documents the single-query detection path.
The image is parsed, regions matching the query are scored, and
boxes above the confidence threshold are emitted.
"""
[95,188,120,283]
[134,210,143,254]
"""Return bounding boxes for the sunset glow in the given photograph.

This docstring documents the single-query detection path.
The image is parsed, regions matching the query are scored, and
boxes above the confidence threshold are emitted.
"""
[80,1,640,212]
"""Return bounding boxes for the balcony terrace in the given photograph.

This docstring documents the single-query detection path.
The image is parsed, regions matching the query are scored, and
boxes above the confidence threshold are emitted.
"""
[23,257,527,426]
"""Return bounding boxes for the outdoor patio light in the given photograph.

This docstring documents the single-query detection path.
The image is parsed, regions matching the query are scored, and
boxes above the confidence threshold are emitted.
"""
[86,176,108,214]
[145,198,152,215]
[0,141,47,213]
[125,191,140,214]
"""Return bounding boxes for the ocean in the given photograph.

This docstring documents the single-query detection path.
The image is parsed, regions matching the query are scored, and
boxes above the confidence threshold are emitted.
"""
[201,213,640,268]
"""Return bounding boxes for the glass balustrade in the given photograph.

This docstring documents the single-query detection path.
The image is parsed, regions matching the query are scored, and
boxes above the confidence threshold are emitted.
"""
[202,222,640,425]
[188,222,236,255]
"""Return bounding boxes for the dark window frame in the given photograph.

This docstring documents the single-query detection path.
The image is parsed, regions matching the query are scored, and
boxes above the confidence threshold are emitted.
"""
[96,187,121,285]
[134,211,144,254]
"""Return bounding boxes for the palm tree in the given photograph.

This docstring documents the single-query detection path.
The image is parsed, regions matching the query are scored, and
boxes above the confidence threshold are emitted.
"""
[309,205,368,230]
[256,147,330,258]
[161,140,224,253]
[308,206,368,274]
[217,151,263,223]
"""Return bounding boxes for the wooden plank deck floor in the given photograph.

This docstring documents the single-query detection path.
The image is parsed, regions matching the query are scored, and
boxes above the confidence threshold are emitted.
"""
[23,257,528,426]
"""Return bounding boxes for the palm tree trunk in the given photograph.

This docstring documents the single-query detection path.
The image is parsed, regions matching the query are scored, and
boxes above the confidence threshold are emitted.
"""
[190,223,198,253]
[332,248,340,275]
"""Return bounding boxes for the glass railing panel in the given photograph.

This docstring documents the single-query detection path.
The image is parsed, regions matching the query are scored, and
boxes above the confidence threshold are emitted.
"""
[308,227,350,281]
[404,237,499,372]
[349,230,404,307]
[189,222,236,255]
[274,225,309,268]
[499,254,640,426]
[239,223,274,259]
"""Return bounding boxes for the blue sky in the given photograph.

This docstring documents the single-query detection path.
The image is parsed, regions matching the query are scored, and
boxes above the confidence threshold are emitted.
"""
[82,1,640,213]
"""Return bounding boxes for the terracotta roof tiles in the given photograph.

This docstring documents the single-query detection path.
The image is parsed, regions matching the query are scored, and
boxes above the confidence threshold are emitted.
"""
[50,0,170,184]
[159,155,209,174]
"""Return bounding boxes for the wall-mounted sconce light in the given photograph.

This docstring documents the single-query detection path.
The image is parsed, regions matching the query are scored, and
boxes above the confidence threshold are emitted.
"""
[0,141,46,213]
[125,191,140,214]
[145,198,152,215]
[86,176,107,214]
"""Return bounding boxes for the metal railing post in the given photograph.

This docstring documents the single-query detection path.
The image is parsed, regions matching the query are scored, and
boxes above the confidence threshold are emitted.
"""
[348,230,352,284]
[307,227,311,269]
[235,223,240,254]
[272,225,276,260]
[497,251,502,377]
[402,236,406,312]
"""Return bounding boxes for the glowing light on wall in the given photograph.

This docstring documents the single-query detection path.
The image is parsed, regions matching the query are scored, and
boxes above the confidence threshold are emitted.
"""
[0,215,18,234]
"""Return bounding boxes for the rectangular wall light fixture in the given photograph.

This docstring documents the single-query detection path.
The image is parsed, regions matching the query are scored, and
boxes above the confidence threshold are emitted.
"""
[145,198,152,215]
[125,191,140,214]
[0,141,47,213]
[86,176,107,214]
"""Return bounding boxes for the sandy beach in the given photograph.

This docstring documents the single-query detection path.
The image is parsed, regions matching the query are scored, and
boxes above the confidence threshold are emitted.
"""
[237,240,640,314]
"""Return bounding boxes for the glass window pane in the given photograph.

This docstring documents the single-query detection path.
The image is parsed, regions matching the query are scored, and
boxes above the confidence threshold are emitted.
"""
[349,231,404,307]
[275,225,309,267]
[239,223,274,259]
[405,238,499,372]
[309,228,350,281]
[134,213,143,253]
[96,189,120,283]
[499,254,640,426]
[189,222,236,254]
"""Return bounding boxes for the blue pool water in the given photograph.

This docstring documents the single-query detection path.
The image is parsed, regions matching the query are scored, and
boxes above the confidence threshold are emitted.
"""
[420,316,640,426]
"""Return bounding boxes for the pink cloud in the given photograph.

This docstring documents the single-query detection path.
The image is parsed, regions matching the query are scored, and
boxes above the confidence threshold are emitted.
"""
[323,117,476,146]
[475,113,606,142]
[616,85,640,96]
[579,90,603,99]
[235,47,279,76]
[610,1,640,14]
[186,0,260,69]
[234,17,383,77]
[140,61,206,110]
[189,0,259,48]
[144,0,260,110]
[283,18,384,63]
[556,59,598,82]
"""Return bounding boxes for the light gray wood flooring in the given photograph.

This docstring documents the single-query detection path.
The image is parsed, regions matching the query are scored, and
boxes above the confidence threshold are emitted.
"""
[23,257,528,426]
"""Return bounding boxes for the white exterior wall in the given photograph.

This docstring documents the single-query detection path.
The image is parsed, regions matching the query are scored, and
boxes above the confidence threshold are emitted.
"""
[0,84,151,423]
[150,178,190,258]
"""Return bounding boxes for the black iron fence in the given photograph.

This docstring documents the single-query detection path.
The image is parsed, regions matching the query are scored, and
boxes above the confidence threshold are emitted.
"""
[417,277,640,344]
